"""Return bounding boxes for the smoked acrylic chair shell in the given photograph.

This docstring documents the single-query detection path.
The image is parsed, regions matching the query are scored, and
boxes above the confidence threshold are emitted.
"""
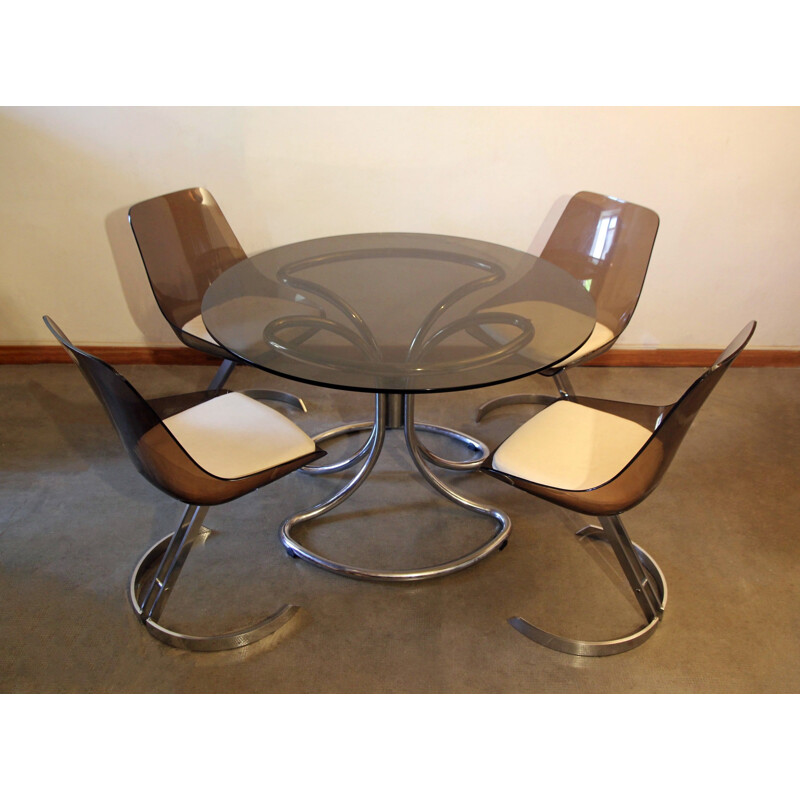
[482,321,756,656]
[476,191,660,420]
[43,316,325,652]
[128,187,306,409]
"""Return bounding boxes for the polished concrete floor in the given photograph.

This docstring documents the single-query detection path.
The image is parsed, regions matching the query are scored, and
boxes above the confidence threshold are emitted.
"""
[1,361,798,693]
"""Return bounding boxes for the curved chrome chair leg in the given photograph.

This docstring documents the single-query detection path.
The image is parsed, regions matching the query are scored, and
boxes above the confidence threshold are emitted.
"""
[509,516,667,657]
[281,393,510,581]
[475,393,557,421]
[209,358,307,411]
[130,505,298,652]
[245,388,308,413]
[476,370,576,421]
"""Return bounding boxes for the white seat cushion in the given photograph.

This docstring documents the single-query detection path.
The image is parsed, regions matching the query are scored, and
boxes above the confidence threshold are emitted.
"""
[182,314,218,345]
[479,301,613,368]
[549,321,615,368]
[162,392,316,479]
[492,400,652,491]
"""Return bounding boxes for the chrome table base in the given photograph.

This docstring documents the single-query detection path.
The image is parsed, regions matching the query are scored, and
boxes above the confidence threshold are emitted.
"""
[509,518,667,657]
[130,506,298,651]
[282,392,510,581]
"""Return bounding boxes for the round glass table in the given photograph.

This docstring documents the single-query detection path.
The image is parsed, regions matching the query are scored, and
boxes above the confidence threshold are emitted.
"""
[202,232,596,581]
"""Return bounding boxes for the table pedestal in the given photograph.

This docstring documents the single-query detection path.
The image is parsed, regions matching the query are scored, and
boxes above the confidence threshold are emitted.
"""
[280,393,511,581]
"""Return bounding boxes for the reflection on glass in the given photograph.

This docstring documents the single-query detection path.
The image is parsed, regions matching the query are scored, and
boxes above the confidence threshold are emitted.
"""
[202,233,596,394]
[589,211,619,260]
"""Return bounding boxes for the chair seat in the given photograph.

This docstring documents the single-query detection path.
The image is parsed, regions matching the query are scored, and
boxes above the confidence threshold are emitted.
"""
[182,313,218,345]
[492,399,651,491]
[550,321,614,368]
[162,392,316,479]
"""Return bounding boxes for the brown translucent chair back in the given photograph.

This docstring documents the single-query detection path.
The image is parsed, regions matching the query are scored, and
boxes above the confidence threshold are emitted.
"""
[540,191,659,339]
[43,316,317,506]
[128,187,246,334]
[519,321,757,516]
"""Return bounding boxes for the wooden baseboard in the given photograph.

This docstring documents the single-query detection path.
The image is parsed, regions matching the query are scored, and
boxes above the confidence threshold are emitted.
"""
[0,345,221,366]
[2,345,799,368]
[588,348,800,367]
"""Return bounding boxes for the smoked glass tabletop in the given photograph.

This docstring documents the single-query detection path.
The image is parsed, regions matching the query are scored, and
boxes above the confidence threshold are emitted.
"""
[201,232,596,394]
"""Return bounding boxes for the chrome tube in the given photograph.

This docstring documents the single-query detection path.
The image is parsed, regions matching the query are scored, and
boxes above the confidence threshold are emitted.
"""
[279,391,510,581]
[206,358,236,391]
[509,517,667,657]
[129,515,299,652]
[280,393,388,575]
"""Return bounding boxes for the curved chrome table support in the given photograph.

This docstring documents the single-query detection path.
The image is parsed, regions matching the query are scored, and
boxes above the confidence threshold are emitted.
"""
[130,507,298,652]
[301,421,382,475]
[282,393,511,581]
[475,370,575,421]
[302,420,489,475]
[509,518,667,657]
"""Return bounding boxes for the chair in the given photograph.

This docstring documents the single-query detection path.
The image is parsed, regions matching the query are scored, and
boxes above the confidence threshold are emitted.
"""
[128,187,305,408]
[482,321,756,656]
[476,191,660,420]
[43,316,324,651]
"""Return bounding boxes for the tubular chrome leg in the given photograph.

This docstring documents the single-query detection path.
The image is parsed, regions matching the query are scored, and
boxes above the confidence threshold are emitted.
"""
[403,394,511,572]
[386,392,404,429]
[281,392,510,581]
[307,420,489,473]
[553,370,575,399]
[304,389,489,474]
[301,421,375,475]
[509,515,667,657]
[281,394,389,577]
[136,504,208,623]
[300,394,399,475]
[130,504,299,652]
[206,358,236,391]
[412,423,489,471]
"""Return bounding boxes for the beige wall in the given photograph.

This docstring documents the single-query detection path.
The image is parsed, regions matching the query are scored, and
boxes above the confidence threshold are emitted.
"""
[1,106,797,348]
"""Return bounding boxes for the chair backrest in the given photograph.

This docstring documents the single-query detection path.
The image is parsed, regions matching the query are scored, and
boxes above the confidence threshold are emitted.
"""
[128,188,247,331]
[43,316,304,506]
[540,191,659,338]
[576,321,757,514]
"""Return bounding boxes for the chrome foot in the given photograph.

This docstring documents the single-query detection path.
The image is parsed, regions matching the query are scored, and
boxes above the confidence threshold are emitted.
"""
[510,517,667,656]
[130,516,299,652]
[509,612,661,657]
